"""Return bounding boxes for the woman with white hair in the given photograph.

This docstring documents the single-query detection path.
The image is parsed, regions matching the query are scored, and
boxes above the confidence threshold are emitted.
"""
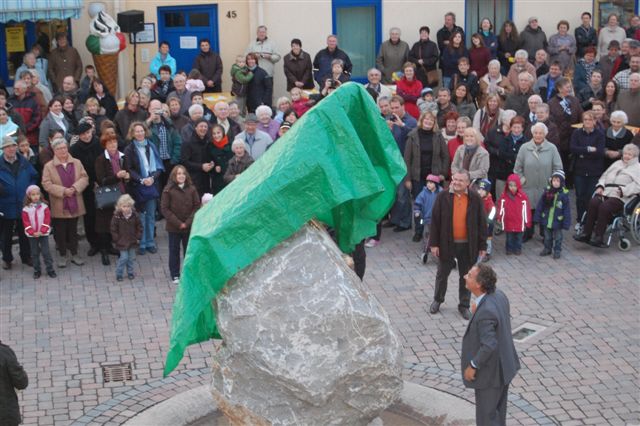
[575,144,640,247]
[514,122,563,240]
[255,105,279,140]
[451,127,490,180]
[506,49,536,89]
[478,59,512,107]
[604,110,634,169]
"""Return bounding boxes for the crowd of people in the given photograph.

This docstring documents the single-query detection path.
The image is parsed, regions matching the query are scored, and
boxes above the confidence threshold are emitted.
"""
[1,12,640,287]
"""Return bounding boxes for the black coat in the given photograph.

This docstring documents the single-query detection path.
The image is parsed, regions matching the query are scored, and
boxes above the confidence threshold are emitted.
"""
[0,342,28,426]
[180,133,212,196]
[283,50,314,91]
[246,66,272,112]
[408,39,439,87]
[69,136,102,185]
[94,151,127,234]
[429,189,487,261]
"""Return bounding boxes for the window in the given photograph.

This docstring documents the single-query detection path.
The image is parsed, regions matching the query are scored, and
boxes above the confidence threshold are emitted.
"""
[332,0,381,82]
[164,12,185,28]
[465,0,512,43]
[594,0,637,28]
[189,12,209,27]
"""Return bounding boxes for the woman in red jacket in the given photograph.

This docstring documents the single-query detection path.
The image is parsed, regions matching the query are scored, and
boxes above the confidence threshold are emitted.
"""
[396,62,423,119]
[469,33,491,78]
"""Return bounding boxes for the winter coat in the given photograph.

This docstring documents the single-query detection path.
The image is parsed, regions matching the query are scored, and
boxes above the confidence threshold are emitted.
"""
[8,92,41,146]
[413,185,441,225]
[0,155,38,219]
[22,202,51,236]
[283,50,314,91]
[574,25,597,58]
[497,174,532,232]
[408,39,439,87]
[93,92,118,120]
[497,36,519,72]
[569,127,605,177]
[150,52,177,78]
[548,95,583,152]
[534,73,560,103]
[114,107,148,141]
[577,84,603,110]
[246,66,271,113]
[534,185,571,230]
[451,144,490,180]
[479,31,498,58]
[404,128,449,182]
[211,117,243,143]
[604,127,634,170]
[313,47,352,86]
[236,129,273,161]
[180,133,212,196]
[376,39,410,84]
[441,47,469,78]
[597,26,626,59]
[454,101,477,122]
[151,79,175,103]
[450,72,479,101]
[41,155,89,219]
[48,46,82,91]
[496,132,527,180]
[514,140,563,205]
[477,75,512,108]
[519,25,548,60]
[429,187,487,261]
[469,46,491,77]
[123,141,164,204]
[69,136,102,186]
[167,89,192,116]
[547,33,577,71]
[193,50,223,91]
[506,62,537,90]
[614,89,640,127]
[524,119,560,148]
[436,25,465,57]
[596,157,640,204]
[245,37,281,77]
[94,150,127,234]
[110,211,142,250]
[160,182,200,233]
[0,341,28,426]
[396,77,422,119]
[573,58,598,95]
[504,90,534,117]
[224,153,254,183]
[230,64,253,97]
[482,193,496,225]
[149,118,182,165]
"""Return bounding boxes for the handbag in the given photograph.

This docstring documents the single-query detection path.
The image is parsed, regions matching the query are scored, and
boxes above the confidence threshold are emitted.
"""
[94,184,123,209]
[426,69,440,86]
[136,182,159,203]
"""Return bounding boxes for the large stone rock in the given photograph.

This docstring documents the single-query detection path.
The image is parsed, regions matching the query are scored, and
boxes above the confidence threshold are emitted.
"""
[211,224,403,426]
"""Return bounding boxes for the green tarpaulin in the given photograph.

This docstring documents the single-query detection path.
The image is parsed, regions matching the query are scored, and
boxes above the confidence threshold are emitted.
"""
[164,83,407,376]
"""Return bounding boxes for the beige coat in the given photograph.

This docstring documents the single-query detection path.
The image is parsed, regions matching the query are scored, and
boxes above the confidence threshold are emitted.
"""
[597,157,640,204]
[477,75,512,108]
[42,155,89,218]
[451,145,490,180]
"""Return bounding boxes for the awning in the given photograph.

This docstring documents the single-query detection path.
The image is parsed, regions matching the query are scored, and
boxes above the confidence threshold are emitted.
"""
[0,0,83,23]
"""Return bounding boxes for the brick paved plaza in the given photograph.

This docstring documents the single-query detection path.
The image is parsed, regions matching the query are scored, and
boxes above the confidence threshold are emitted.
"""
[1,221,639,425]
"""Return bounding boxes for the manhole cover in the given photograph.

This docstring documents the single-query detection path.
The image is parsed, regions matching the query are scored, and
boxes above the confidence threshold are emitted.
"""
[102,362,133,383]
[512,322,546,343]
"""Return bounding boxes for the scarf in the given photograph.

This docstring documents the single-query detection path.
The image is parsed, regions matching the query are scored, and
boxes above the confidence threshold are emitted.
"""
[462,145,478,171]
[50,111,67,133]
[480,109,499,136]
[55,162,79,214]
[559,97,572,116]
[133,139,157,178]
[213,135,229,149]
[607,126,626,139]
[108,150,126,193]
[579,58,597,83]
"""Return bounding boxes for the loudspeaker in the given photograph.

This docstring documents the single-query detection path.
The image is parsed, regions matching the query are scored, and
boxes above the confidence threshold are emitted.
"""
[118,10,144,33]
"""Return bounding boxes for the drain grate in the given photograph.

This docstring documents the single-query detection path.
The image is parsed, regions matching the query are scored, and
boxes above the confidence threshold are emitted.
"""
[512,322,546,343]
[102,362,133,383]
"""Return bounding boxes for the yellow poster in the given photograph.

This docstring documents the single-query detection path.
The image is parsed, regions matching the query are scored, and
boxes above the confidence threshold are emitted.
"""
[6,27,25,53]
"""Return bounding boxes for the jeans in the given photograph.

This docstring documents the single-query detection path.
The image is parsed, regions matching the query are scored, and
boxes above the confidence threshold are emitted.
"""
[505,232,523,253]
[574,175,599,221]
[441,76,452,91]
[0,217,30,263]
[434,242,472,309]
[139,199,157,250]
[168,232,189,278]
[28,236,54,273]
[543,228,563,254]
[116,248,136,277]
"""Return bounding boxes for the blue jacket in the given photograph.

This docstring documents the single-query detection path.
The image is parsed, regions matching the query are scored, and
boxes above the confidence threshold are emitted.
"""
[0,155,38,219]
[413,185,441,225]
[534,186,571,230]
[150,52,177,78]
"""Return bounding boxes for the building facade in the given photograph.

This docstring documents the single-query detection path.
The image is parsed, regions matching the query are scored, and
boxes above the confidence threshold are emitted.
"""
[1,0,638,99]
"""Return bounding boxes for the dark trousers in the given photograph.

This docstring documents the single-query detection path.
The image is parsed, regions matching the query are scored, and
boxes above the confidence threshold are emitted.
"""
[97,232,113,251]
[583,196,624,240]
[82,192,98,249]
[574,175,599,220]
[0,217,30,263]
[52,217,79,256]
[543,228,563,254]
[475,383,509,426]
[434,242,471,309]
[505,232,523,253]
[560,150,572,187]
[352,241,366,280]
[168,232,189,278]
[28,236,54,273]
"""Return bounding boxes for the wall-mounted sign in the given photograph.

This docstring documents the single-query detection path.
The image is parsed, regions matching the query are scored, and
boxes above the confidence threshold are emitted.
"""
[6,27,25,53]
[179,36,198,49]
[129,23,156,44]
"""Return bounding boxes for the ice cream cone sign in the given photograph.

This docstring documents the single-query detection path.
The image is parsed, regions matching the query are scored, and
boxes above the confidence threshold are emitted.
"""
[86,3,126,96]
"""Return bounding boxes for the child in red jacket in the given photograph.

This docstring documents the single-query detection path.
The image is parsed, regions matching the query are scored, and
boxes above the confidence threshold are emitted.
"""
[21,185,56,279]
[497,174,532,255]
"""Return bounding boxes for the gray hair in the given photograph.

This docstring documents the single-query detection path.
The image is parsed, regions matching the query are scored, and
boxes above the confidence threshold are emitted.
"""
[528,94,542,104]
[519,72,535,83]
[51,137,68,149]
[610,110,628,124]
[137,87,151,98]
[232,138,246,149]
[530,122,549,136]
[488,59,501,69]
[255,105,273,118]
[377,96,390,105]
[501,109,517,125]
[331,59,344,68]
[536,103,550,114]
[515,49,529,59]
[457,116,472,126]
[188,104,203,117]
[623,143,639,157]
[276,97,291,108]
[389,27,401,35]
[367,68,382,76]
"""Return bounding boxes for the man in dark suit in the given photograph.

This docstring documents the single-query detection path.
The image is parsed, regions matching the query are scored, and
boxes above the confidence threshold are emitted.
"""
[461,264,520,426]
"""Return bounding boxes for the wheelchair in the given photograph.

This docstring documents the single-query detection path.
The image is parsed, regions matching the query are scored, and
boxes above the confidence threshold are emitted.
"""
[575,194,640,251]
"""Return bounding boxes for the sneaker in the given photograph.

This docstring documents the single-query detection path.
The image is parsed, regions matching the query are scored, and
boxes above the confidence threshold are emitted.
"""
[47,270,57,278]
[364,239,379,248]
[116,275,124,282]
[574,223,581,232]
[146,246,158,254]
[128,273,135,280]
[33,271,41,279]
[70,255,84,266]
[172,276,180,284]
[137,248,146,255]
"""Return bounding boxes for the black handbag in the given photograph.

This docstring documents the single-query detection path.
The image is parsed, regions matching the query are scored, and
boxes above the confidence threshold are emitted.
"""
[95,184,123,209]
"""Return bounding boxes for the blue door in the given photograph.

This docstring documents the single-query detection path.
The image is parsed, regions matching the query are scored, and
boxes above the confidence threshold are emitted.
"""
[157,5,219,73]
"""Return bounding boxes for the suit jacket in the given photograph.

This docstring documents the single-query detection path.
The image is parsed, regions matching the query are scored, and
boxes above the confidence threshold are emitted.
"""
[461,289,520,389]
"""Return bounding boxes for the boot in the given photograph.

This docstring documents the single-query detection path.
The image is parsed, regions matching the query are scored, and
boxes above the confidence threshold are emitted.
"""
[101,251,110,266]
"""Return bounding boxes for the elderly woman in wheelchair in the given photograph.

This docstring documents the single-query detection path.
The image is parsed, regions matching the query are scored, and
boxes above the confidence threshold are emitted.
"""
[574,143,640,248]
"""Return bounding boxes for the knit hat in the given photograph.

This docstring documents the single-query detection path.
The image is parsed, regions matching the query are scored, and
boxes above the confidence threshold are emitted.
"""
[426,174,440,184]
[551,170,565,184]
[25,185,40,196]
[476,178,491,192]
[75,121,93,135]
[420,87,433,97]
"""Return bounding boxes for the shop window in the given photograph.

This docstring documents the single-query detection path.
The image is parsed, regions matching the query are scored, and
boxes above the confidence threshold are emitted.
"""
[465,0,512,43]
[594,0,637,28]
